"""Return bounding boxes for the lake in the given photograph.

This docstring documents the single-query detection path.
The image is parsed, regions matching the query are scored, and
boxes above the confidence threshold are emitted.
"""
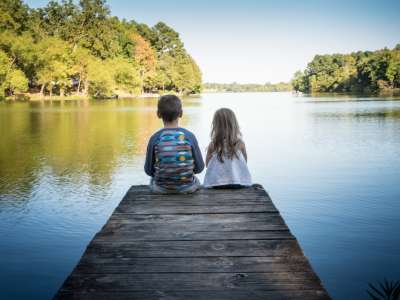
[1,92,400,299]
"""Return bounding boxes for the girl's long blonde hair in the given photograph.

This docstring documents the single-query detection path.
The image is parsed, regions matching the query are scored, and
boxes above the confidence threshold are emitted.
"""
[210,108,243,162]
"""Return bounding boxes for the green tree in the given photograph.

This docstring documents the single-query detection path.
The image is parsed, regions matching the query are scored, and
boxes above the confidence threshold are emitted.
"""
[71,46,94,95]
[111,57,141,94]
[35,37,72,96]
[0,49,28,97]
[3,68,28,95]
[86,58,114,97]
[174,54,202,93]
[0,0,29,33]
[0,31,39,82]
[390,47,400,88]
[152,22,184,56]
[34,0,77,39]
[0,49,12,97]
[291,70,306,92]
[72,0,118,58]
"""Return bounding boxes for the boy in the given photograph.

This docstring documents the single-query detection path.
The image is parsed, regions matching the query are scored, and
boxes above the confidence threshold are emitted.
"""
[144,95,204,193]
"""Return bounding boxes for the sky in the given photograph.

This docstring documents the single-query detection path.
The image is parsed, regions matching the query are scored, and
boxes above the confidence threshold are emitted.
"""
[25,0,400,84]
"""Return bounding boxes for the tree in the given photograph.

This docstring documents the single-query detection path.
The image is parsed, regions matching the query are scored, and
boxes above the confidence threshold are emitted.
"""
[72,0,118,58]
[0,49,28,97]
[34,0,119,58]
[135,23,156,45]
[111,57,141,95]
[147,22,202,93]
[291,70,306,92]
[0,31,39,82]
[3,68,28,95]
[0,0,29,33]
[0,49,12,97]
[152,22,184,56]
[390,47,400,88]
[34,0,78,39]
[71,47,94,95]
[131,33,156,93]
[86,58,114,97]
[35,37,72,96]
[173,54,202,93]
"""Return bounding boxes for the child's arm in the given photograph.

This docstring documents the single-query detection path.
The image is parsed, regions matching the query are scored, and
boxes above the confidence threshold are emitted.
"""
[189,134,204,174]
[205,143,213,167]
[240,141,248,162]
[144,136,156,176]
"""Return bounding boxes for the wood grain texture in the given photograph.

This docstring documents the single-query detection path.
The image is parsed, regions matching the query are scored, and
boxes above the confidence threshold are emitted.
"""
[84,240,303,257]
[60,272,322,291]
[54,185,331,300]
[115,203,277,214]
[76,256,311,273]
[94,229,294,241]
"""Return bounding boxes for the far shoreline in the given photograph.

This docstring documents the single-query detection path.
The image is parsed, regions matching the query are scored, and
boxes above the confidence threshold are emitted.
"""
[2,92,175,102]
[2,90,400,102]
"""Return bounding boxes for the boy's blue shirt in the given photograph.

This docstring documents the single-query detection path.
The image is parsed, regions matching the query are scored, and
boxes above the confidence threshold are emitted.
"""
[144,127,205,177]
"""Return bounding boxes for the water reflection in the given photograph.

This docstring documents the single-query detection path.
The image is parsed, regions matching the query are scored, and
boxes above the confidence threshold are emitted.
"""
[0,98,200,200]
[312,109,400,119]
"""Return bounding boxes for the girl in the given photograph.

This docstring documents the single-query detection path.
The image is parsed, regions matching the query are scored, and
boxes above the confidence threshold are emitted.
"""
[203,108,252,188]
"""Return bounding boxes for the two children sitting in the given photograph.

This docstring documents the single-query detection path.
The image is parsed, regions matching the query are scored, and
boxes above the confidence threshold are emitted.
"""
[144,94,252,193]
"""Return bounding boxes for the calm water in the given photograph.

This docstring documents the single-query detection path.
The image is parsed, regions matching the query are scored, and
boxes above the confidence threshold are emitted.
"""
[0,92,400,299]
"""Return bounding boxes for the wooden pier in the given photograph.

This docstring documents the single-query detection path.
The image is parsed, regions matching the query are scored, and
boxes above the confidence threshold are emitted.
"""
[55,185,330,299]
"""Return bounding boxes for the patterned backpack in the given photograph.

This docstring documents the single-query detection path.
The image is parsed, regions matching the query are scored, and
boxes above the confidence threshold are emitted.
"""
[154,130,195,190]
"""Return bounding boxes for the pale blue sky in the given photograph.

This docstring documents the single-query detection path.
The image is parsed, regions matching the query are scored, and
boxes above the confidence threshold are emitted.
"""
[25,0,400,83]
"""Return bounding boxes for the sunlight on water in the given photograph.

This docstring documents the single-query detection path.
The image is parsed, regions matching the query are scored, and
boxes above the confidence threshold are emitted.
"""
[1,93,400,299]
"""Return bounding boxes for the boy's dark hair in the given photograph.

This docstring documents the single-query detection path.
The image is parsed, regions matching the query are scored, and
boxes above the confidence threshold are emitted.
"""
[157,95,183,122]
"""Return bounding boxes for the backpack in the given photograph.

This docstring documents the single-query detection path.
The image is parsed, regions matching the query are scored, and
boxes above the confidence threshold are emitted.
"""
[154,130,195,190]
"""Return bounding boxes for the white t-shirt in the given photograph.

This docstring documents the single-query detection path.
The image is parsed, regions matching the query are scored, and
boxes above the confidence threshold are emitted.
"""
[203,151,252,187]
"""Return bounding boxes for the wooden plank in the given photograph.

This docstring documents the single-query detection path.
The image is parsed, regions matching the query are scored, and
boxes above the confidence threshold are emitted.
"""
[123,193,270,203]
[85,240,303,257]
[60,272,322,291]
[126,185,269,196]
[115,199,278,214]
[76,256,310,273]
[126,189,269,196]
[125,192,271,200]
[94,229,294,241]
[108,212,285,224]
[123,187,272,202]
[116,203,277,214]
[101,221,289,232]
[56,289,330,300]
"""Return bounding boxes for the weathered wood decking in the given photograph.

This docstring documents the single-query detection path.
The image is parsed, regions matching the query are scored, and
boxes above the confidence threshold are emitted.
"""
[55,185,331,300]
